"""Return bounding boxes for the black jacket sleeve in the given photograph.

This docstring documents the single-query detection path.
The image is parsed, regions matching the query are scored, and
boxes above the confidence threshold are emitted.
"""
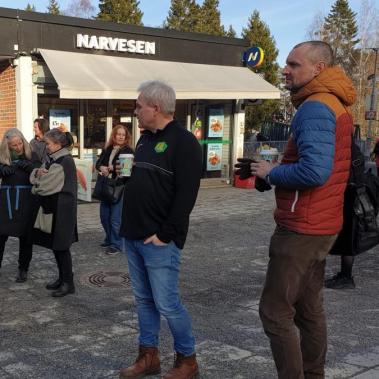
[157,133,202,244]
[95,148,108,171]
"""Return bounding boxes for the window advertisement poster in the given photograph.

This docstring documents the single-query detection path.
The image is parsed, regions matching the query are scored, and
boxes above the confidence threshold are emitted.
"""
[207,143,222,171]
[49,109,71,132]
[208,108,224,138]
[74,158,93,202]
[82,151,99,180]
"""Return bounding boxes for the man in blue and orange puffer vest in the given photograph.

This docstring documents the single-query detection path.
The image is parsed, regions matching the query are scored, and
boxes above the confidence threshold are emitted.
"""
[250,41,356,378]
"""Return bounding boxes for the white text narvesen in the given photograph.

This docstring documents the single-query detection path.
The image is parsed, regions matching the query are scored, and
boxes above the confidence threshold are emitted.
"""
[76,34,156,55]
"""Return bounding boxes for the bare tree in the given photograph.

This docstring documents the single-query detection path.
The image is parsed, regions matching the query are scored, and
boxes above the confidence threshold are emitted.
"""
[305,10,325,40]
[65,0,95,18]
[351,0,378,133]
[305,0,379,136]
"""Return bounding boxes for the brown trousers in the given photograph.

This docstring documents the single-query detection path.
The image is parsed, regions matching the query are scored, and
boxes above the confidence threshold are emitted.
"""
[259,226,337,379]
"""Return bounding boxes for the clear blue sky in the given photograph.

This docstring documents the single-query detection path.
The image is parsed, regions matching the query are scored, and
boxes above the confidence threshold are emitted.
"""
[0,0,373,66]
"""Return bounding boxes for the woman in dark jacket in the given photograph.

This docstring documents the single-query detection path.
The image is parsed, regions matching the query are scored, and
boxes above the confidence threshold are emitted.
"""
[30,129,78,297]
[0,128,40,282]
[95,124,133,254]
[30,118,50,164]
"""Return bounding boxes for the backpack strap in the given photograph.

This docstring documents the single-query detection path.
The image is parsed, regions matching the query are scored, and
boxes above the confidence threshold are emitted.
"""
[350,134,365,185]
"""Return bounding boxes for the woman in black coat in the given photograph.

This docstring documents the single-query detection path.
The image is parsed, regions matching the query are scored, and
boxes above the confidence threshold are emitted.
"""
[0,128,40,282]
[95,124,133,254]
[30,129,78,297]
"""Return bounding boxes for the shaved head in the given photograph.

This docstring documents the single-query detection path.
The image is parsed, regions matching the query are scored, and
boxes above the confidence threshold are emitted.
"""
[293,41,334,66]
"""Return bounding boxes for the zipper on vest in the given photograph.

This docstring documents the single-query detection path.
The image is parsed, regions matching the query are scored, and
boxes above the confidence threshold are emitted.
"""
[291,190,299,213]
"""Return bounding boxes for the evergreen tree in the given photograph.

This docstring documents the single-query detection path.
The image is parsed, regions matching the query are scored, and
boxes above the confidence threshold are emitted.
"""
[225,25,237,38]
[25,3,36,11]
[164,0,201,33]
[197,0,225,36]
[97,0,143,25]
[241,10,280,133]
[47,0,60,15]
[320,0,359,77]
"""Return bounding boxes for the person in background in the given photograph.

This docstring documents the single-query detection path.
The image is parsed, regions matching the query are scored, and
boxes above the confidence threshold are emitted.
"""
[325,256,355,289]
[30,118,50,163]
[0,128,40,282]
[95,124,134,255]
[325,136,379,290]
[240,41,356,378]
[30,129,78,297]
[118,81,202,379]
[373,138,379,176]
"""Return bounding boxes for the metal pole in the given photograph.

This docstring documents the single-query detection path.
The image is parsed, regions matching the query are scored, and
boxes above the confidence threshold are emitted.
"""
[367,48,378,145]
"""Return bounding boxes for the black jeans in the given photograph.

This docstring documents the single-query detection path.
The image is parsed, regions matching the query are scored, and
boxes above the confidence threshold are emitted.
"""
[0,235,33,271]
[53,249,73,283]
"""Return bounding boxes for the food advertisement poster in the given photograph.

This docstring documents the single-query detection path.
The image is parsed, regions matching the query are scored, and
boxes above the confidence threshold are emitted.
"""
[74,158,93,202]
[208,108,224,138]
[207,143,222,171]
[49,109,71,132]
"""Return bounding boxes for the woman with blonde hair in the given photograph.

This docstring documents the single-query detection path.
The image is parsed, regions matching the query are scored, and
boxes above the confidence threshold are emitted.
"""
[0,128,40,282]
[95,124,133,254]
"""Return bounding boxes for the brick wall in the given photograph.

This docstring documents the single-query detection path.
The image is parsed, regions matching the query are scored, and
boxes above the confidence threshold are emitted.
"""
[0,61,16,139]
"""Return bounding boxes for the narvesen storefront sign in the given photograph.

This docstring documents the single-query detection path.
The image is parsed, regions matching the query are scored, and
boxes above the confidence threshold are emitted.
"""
[76,33,156,55]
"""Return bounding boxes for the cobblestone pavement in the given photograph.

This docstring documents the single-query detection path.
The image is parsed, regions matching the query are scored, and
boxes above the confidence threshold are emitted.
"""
[1,187,379,378]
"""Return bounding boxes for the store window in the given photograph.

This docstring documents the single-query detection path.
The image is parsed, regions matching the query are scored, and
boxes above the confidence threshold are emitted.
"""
[175,100,188,128]
[190,101,232,179]
[84,100,106,148]
[38,95,79,144]
[112,100,134,136]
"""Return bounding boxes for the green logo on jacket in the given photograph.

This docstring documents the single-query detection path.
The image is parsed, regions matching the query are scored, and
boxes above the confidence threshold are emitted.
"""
[154,142,168,153]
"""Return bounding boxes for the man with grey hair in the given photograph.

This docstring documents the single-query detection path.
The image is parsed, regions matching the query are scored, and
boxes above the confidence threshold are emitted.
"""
[119,81,202,379]
[237,41,356,377]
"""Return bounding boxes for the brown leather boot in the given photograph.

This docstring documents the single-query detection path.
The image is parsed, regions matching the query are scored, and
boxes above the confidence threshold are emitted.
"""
[119,346,161,379]
[162,352,199,379]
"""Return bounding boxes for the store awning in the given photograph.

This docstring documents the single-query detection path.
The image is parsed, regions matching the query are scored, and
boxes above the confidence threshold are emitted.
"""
[40,49,280,100]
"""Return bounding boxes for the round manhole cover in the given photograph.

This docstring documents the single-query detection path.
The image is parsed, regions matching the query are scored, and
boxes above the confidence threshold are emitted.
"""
[82,271,131,288]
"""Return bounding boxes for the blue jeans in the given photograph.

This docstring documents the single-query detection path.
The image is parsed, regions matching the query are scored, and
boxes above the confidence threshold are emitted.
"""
[123,239,195,356]
[100,198,123,251]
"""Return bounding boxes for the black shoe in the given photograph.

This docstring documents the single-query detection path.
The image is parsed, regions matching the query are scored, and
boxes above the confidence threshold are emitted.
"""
[325,272,355,289]
[15,269,28,283]
[100,242,110,247]
[46,278,63,290]
[51,282,75,297]
[105,246,121,255]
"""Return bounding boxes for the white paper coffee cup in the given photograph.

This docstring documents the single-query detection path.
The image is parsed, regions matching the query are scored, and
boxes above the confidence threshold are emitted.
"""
[118,154,134,177]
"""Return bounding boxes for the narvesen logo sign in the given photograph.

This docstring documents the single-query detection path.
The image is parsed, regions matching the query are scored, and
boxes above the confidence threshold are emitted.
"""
[76,34,156,55]
[243,46,264,67]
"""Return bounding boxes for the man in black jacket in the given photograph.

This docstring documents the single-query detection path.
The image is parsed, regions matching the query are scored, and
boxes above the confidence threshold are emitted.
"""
[119,81,202,379]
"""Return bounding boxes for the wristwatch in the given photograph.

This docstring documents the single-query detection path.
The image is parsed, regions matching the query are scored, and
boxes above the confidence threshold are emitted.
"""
[265,174,271,185]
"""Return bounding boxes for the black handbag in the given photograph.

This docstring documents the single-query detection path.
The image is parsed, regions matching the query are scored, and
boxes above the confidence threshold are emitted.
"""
[92,174,124,204]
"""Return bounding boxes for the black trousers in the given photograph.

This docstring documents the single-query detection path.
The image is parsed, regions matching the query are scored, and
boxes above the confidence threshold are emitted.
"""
[0,235,33,271]
[53,249,73,283]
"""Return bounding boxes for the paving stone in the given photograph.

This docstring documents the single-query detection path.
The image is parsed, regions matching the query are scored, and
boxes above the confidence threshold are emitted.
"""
[325,363,365,378]
[0,187,379,378]
[343,352,379,368]
[350,368,379,379]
